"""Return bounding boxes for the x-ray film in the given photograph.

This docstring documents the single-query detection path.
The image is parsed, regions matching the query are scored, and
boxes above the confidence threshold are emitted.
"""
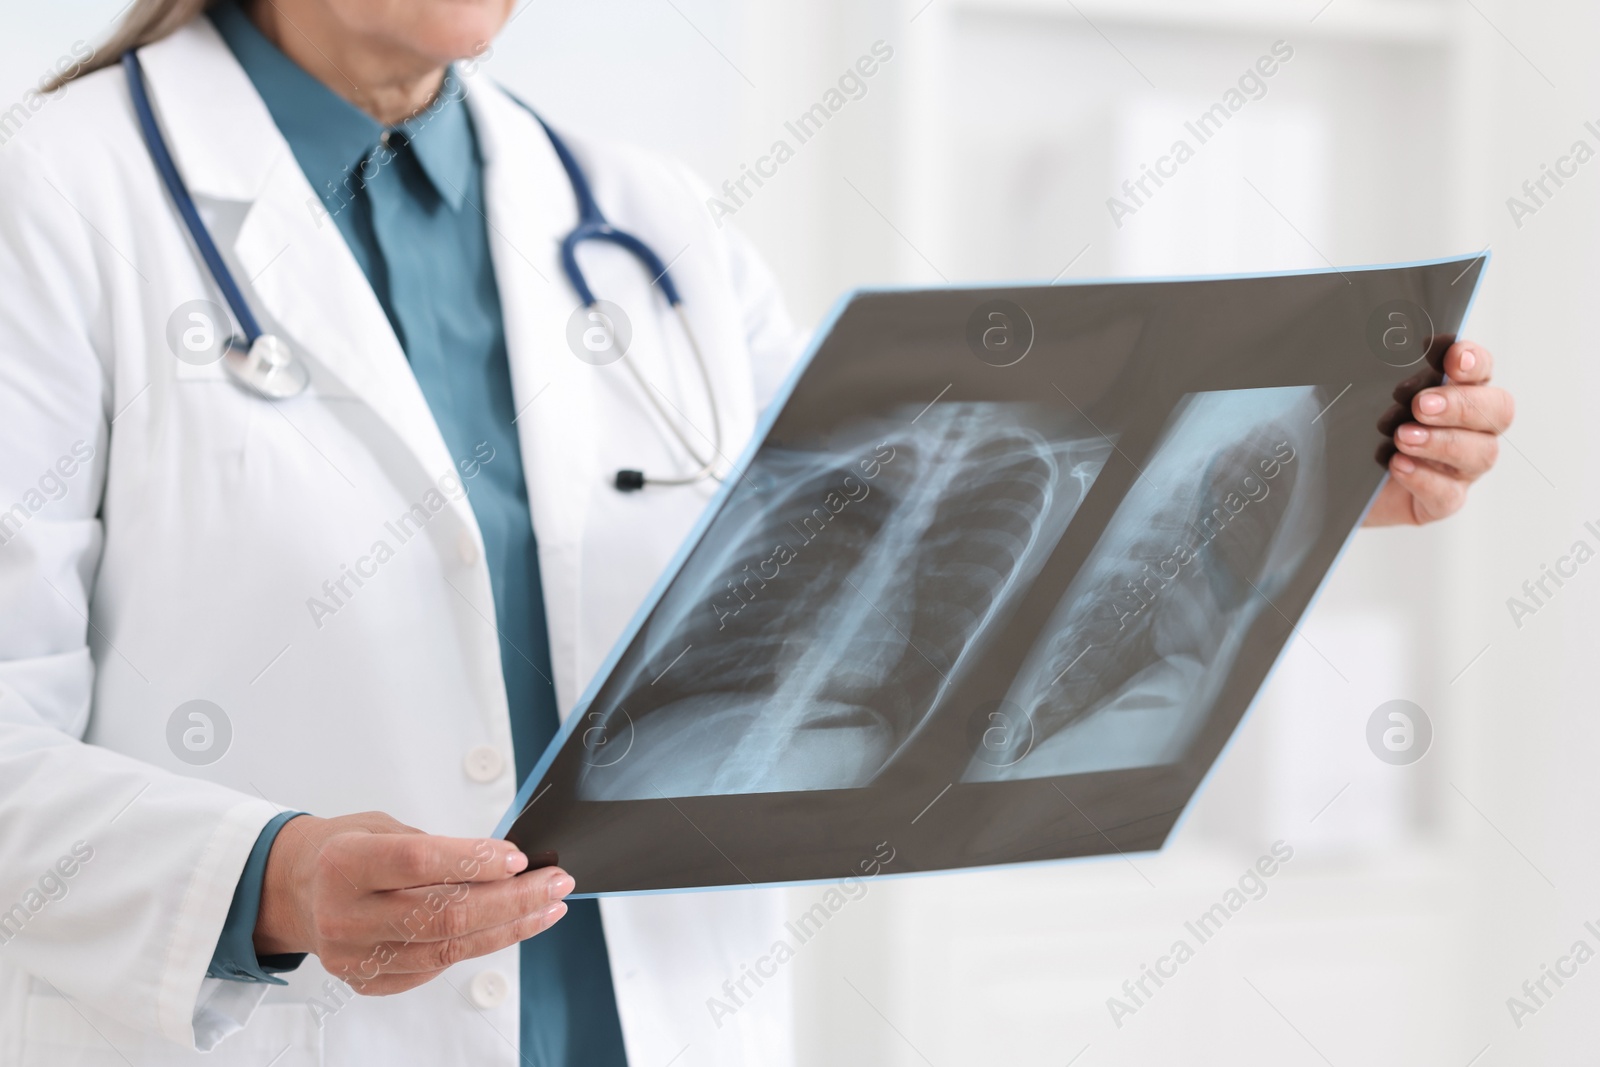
[499,256,1486,895]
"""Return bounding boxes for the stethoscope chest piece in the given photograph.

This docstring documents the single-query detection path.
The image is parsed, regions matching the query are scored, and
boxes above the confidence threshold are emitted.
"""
[225,334,309,400]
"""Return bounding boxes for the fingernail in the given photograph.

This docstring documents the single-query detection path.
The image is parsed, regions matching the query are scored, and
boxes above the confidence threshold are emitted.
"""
[1397,425,1428,445]
[1417,393,1446,415]
[506,851,528,874]
[548,873,575,898]
[541,901,568,923]
[1458,348,1476,373]
[1392,454,1416,473]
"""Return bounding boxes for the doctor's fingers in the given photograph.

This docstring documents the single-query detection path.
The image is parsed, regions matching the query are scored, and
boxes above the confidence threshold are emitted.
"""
[1442,340,1494,384]
[343,900,571,985]
[323,832,533,892]
[1393,424,1499,478]
[1411,383,1515,435]
[1386,454,1470,522]
[307,864,572,952]
[361,865,575,946]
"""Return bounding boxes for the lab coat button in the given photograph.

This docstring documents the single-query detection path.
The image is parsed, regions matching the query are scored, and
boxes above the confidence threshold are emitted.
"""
[464,746,505,782]
[458,532,480,566]
[469,969,510,1009]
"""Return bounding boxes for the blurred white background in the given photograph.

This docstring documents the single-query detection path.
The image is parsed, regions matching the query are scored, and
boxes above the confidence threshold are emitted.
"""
[6,1,1594,1064]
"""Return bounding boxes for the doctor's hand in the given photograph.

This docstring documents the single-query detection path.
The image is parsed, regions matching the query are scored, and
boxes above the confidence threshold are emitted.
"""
[1364,340,1514,527]
[253,812,572,995]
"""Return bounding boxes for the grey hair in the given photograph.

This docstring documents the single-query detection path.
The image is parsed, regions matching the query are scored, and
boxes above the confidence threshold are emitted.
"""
[45,0,217,91]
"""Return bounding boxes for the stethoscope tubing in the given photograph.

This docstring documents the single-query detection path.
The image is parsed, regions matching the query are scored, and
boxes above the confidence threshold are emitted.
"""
[123,51,264,346]
[124,46,723,488]
[524,103,722,485]
[618,303,723,485]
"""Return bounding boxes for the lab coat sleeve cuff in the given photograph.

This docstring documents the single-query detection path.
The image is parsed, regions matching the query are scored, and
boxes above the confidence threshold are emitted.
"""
[155,796,300,1050]
[206,811,308,985]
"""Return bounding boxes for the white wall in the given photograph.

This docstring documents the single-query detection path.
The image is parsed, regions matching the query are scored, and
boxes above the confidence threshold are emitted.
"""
[5,1,1595,1063]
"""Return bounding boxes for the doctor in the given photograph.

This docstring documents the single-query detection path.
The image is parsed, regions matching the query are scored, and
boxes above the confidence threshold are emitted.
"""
[0,1,1512,1066]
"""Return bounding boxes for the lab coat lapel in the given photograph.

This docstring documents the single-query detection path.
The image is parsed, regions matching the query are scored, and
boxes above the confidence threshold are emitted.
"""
[137,23,472,525]
[140,23,597,712]
[465,76,598,717]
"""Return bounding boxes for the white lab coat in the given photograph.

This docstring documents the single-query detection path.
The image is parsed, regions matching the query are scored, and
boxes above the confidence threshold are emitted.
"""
[0,19,804,1067]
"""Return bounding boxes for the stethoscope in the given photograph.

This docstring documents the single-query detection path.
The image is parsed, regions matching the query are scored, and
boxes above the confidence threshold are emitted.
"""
[122,50,722,491]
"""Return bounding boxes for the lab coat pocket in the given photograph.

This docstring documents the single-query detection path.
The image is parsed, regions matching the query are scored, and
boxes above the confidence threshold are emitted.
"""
[172,352,231,383]
[167,353,347,463]
[169,365,261,461]
[22,994,324,1067]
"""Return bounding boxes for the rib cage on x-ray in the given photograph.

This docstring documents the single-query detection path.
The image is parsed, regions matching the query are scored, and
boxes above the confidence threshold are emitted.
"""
[965,386,1327,782]
[579,403,1114,801]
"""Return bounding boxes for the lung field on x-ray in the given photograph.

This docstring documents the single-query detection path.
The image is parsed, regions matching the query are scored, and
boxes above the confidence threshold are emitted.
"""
[579,403,1114,801]
[963,386,1327,783]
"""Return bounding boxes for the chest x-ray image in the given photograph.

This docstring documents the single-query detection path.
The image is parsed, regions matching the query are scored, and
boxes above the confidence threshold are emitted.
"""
[964,386,1325,782]
[501,255,1484,895]
[579,403,1115,801]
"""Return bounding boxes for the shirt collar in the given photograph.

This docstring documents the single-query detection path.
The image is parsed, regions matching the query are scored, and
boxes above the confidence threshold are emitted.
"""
[391,72,475,212]
[209,0,475,212]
